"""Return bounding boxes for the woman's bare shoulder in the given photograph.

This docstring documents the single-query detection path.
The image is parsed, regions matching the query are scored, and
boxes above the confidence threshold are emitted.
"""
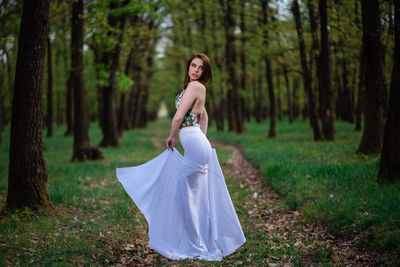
[187,81,206,93]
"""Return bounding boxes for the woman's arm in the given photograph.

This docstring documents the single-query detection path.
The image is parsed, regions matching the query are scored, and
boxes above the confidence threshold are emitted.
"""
[200,107,208,135]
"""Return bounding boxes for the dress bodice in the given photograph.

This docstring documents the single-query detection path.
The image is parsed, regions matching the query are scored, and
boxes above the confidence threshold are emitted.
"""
[175,90,201,129]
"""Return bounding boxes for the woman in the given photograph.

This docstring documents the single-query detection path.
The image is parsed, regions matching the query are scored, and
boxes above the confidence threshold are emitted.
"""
[116,53,245,261]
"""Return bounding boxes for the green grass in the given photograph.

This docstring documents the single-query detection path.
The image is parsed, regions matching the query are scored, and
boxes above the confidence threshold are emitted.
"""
[0,122,163,266]
[0,118,398,265]
[208,118,400,264]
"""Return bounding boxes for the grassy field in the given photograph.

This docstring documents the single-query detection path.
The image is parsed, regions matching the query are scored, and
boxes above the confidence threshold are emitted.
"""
[0,118,399,265]
[208,119,400,263]
[0,119,306,266]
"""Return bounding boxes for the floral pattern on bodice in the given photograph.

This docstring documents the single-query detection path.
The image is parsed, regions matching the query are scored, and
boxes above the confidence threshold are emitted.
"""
[175,90,201,129]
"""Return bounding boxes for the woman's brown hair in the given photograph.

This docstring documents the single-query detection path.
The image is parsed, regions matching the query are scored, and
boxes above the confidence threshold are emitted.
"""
[183,53,212,89]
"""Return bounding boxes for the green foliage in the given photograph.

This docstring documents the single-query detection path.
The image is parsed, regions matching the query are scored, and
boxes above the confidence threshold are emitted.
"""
[95,64,109,87]
[116,71,134,93]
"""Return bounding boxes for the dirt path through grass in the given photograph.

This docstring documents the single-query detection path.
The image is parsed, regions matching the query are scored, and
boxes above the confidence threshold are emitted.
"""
[213,141,377,266]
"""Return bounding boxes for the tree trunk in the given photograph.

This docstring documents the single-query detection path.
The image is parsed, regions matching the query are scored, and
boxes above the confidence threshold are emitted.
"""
[46,36,53,137]
[276,69,282,121]
[0,58,4,143]
[211,8,225,131]
[65,75,73,136]
[355,50,365,131]
[0,51,5,143]
[64,16,73,136]
[260,0,276,137]
[141,47,157,128]
[292,0,322,140]
[240,0,247,125]
[55,48,63,126]
[378,0,400,183]
[118,49,133,135]
[254,73,264,123]
[7,0,51,210]
[91,46,103,129]
[292,76,300,119]
[265,59,276,137]
[220,0,244,133]
[340,51,354,123]
[56,85,62,125]
[71,0,102,161]
[357,0,385,154]
[283,65,293,124]
[307,0,322,122]
[319,0,335,141]
[100,1,127,147]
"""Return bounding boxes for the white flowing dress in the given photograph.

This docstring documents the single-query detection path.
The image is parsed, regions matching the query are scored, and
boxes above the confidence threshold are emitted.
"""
[116,91,246,261]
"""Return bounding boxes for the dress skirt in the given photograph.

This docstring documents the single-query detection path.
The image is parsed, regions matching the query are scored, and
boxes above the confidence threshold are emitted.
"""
[116,126,246,261]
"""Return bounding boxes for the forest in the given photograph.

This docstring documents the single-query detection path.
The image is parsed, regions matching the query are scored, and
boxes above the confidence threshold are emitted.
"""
[0,0,399,265]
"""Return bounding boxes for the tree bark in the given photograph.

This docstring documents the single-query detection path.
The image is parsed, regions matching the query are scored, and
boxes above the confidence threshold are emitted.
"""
[307,0,322,121]
[100,1,127,147]
[240,0,247,125]
[292,0,322,140]
[118,48,133,135]
[340,50,354,123]
[64,15,73,136]
[71,0,102,161]
[55,48,63,126]
[255,73,264,123]
[319,0,335,141]
[91,45,103,129]
[377,0,400,183]
[7,0,51,210]
[276,69,282,121]
[210,7,225,131]
[355,49,365,131]
[283,65,293,124]
[292,76,300,119]
[220,0,244,133]
[0,57,4,143]
[357,0,385,154]
[260,0,276,138]
[46,36,53,137]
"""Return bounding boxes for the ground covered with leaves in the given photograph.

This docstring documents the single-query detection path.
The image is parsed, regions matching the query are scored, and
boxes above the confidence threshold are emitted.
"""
[0,119,396,265]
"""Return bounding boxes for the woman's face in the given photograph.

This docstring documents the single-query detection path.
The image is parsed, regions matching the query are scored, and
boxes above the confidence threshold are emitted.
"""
[188,58,204,82]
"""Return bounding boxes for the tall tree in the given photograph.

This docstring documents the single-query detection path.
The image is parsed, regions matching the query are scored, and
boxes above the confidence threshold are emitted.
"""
[353,0,363,132]
[307,0,322,120]
[282,65,293,124]
[357,0,385,154]
[355,49,365,131]
[0,53,4,143]
[118,48,133,135]
[319,0,334,141]
[99,0,128,147]
[210,5,225,131]
[292,0,322,141]
[64,14,73,136]
[46,36,53,137]
[260,0,276,138]
[240,0,248,123]
[220,0,245,133]
[70,0,102,161]
[378,0,400,183]
[6,0,51,210]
